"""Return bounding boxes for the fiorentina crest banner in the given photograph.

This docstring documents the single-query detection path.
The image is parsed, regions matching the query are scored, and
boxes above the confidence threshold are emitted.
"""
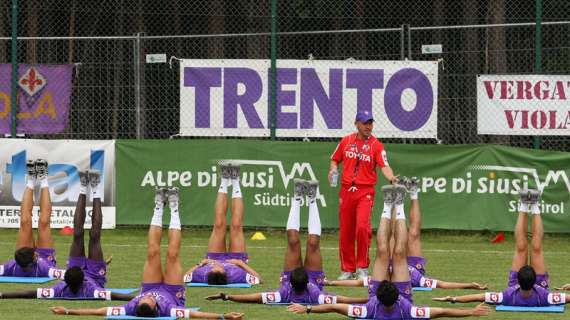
[179,59,438,138]
[477,74,570,135]
[0,64,73,134]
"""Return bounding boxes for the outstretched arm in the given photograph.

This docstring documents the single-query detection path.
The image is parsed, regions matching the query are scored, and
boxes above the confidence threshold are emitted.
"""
[336,295,369,304]
[432,293,486,304]
[50,306,107,316]
[556,284,570,290]
[189,310,244,319]
[288,303,350,315]
[205,292,263,304]
[0,290,37,299]
[429,303,490,318]
[324,279,365,287]
[437,280,487,290]
[110,292,136,301]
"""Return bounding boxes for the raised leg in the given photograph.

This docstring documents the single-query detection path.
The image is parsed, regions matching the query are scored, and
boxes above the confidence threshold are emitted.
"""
[16,185,35,249]
[228,196,245,253]
[407,198,422,257]
[88,197,104,261]
[391,218,410,283]
[530,214,546,274]
[69,192,87,258]
[372,216,391,282]
[511,211,528,272]
[207,192,228,253]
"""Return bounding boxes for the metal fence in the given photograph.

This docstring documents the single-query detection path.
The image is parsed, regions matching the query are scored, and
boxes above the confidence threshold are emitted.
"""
[1,0,569,151]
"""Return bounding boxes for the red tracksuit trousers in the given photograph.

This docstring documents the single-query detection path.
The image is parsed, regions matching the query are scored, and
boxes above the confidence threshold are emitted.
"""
[338,185,374,272]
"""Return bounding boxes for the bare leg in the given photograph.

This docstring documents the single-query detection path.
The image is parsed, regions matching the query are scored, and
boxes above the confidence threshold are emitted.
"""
[37,187,54,248]
[283,230,303,272]
[511,211,528,272]
[69,194,87,258]
[142,225,163,283]
[88,198,104,261]
[407,198,422,257]
[391,218,410,283]
[304,235,322,271]
[228,196,245,253]
[164,228,183,285]
[16,187,35,249]
[372,217,391,282]
[207,193,228,253]
[530,214,546,274]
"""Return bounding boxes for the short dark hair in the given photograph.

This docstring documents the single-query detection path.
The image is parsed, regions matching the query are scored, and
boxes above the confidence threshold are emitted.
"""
[64,266,85,294]
[135,303,158,317]
[290,267,309,293]
[14,247,35,268]
[207,270,228,285]
[376,280,399,307]
[518,265,536,291]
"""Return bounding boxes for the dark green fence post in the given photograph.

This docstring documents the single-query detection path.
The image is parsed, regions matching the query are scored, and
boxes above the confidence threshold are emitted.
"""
[10,0,18,138]
[533,0,542,149]
[269,0,278,140]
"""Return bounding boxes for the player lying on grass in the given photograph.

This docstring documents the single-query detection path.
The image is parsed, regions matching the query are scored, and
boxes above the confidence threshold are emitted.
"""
[206,179,367,305]
[0,170,131,301]
[184,162,262,286]
[433,189,568,307]
[325,177,487,291]
[50,187,244,319]
[0,160,59,278]
[287,184,490,319]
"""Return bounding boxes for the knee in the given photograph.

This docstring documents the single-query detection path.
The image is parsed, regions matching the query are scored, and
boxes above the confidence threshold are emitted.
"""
[20,217,32,229]
[38,216,51,229]
[408,228,421,242]
[287,232,301,249]
[531,240,542,255]
[393,242,407,260]
[147,244,161,260]
[89,228,101,242]
[213,219,226,234]
[73,228,85,241]
[306,236,320,252]
[230,221,242,233]
[515,241,528,255]
[166,247,179,263]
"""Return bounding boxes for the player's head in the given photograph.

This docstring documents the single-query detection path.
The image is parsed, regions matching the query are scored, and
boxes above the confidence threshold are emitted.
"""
[136,296,159,317]
[517,265,536,290]
[355,111,374,138]
[290,267,309,293]
[14,247,36,270]
[64,266,85,294]
[207,265,228,285]
[376,280,399,307]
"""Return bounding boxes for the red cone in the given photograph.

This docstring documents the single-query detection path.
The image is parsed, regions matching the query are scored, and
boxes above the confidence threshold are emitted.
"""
[491,232,505,244]
[59,226,74,236]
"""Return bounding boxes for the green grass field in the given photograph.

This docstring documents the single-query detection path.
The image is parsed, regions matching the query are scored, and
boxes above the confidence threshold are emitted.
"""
[0,228,568,319]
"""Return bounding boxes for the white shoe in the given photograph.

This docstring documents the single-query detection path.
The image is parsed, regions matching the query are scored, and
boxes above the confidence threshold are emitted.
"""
[355,268,369,280]
[337,271,354,281]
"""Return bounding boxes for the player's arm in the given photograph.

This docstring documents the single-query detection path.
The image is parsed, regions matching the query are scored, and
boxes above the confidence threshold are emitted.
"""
[336,295,369,304]
[189,310,244,319]
[227,259,263,284]
[428,303,490,318]
[50,306,107,316]
[0,290,37,299]
[205,292,263,304]
[380,166,397,183]
[437,280,487,290]
[287,303,350,315]
[432,293,486,303]
[556,284,570,290]
[110,292,135,301]
[324,278,365,287]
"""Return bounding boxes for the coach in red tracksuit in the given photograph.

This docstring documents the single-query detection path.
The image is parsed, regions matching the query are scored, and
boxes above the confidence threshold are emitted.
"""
[329,110,397,281]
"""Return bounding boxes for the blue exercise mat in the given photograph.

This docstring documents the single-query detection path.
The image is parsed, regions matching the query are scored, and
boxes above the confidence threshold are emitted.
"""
[496,305,564,313]
[106,308,199,319]
[186,282,252,288]
[412,287,433,292]
[108,288,139,295]
[0,276,54,283]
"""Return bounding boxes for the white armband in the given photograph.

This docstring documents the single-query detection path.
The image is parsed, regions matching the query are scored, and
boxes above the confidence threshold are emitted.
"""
[0,265,4,275]
[411,306,431,318]
[170,308,191,319]
[106,307,126,316]
[183,273,192,283]
[37,288,55,299]
[419,277,438,289]
[362,276,370,287]
[48,268,65,280]
[246,273,260,285]
[548,292,566,305]
[318,294,337,305]
[94,289,112,301]
[484,292,503,304]
[347,305,368,318]
[261,292,281,304]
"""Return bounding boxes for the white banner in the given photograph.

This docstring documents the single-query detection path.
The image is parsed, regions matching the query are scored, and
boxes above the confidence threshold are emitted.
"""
[477,74,570,135]
[180,59,438,138]
[0,139,115,229]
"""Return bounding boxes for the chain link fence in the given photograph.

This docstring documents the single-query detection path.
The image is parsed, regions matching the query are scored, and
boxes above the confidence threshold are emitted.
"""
[1,0,569,150]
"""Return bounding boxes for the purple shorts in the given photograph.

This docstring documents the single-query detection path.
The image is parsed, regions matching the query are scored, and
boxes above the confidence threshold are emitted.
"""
[281,269,326,291]
[141,282,186,308]
[206,252,249,263]
[36,248,57,267]
[407,256,426,275]
[67,256,107,288]
[508,270,549,289]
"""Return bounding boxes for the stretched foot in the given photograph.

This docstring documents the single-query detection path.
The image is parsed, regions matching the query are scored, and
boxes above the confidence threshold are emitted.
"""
[381,185,395,205]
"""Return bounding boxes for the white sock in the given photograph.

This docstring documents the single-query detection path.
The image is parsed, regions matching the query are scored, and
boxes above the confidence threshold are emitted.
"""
[410,191,418,200]
[26,177,35,190]
[169,202,181,230]
[381,203,393,220]
[395,204,406,220]
[39,178,49,189]
[218,178,229,194]
[79,184,87,195]
[308,201,321,236]
[91,186,101,199]
[531,204,541,215]
[232,179,242,198]
[518,202,530,213]
[286,198,301,231]
[151,202,164,227]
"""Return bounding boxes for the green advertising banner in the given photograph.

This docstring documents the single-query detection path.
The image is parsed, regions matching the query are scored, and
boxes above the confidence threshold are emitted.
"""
[116,140,570,232]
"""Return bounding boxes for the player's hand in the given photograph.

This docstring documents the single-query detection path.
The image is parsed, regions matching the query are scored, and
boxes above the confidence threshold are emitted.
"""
[391,175,400,185]
[49,307,68,315]
[471,302,490,316]
[287,303,308,314]
[323,278,332,286]
[200,259,213,266]
[472,282,488,290]
[223,312,244,319]
[328,169,337,184]
[555,283,570,290]
[205,293,225,301]
[105,255,113,265]
[226,259,243,266]
[432,296,453,302]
